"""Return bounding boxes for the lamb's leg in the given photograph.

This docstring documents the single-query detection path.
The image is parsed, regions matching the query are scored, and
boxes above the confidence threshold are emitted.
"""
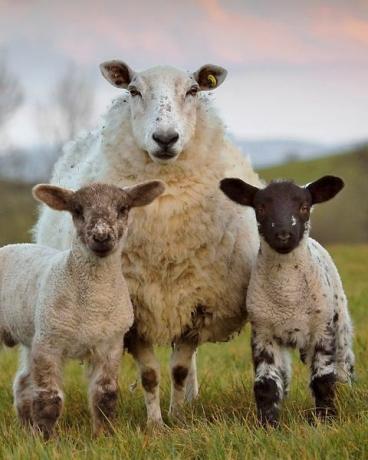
[251,331,286,427]
[280,348,292,397]
[310,324,337,419]
[13,346,33,425]
[31,342,64,440]
[169,339,197,418]
[87,339,122,437]
[128,335,163,427]
[334,308,355,383]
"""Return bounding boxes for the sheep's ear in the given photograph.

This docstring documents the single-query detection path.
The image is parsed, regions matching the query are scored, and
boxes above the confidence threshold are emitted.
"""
[220,178,259,207]
[32,184,74,211]
[306,175,344,205]
[193,64,227,90]
[99,60,135,89]
[124,180,165,207]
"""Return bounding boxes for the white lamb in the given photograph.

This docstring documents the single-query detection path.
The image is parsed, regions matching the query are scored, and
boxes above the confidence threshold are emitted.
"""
[0,180,164,438]
[220,175,354,426]
[34,61,261,425]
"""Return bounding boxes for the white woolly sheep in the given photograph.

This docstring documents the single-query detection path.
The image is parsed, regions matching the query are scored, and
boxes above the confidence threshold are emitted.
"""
[34,61,262,425]
[220,175,354,426]
[0,180,164,438]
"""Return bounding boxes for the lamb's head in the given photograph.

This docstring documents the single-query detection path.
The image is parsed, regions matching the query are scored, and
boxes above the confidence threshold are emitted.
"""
[33,181,165,257]
[100,60,227,164]
[220,175,344,254]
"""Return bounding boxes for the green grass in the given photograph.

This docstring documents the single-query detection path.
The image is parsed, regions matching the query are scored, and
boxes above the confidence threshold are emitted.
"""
[0,245,367,459]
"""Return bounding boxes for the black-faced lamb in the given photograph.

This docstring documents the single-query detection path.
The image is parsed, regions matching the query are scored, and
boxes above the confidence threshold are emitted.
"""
[220,175,354,426]
[0,180,164,438]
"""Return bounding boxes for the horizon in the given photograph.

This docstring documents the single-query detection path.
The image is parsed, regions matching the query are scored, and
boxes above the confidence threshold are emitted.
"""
[1,0,367,148]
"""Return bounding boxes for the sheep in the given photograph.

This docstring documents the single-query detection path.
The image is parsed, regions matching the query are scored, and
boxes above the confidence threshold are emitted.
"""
[0,180,164,438]
[220,175,354,426]
[33,60,262,426]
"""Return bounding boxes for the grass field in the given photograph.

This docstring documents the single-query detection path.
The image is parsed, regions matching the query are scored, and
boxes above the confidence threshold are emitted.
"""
[0,244,367,459]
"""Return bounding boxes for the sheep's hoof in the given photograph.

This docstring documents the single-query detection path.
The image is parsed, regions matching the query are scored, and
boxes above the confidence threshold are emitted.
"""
[315,405,337,422]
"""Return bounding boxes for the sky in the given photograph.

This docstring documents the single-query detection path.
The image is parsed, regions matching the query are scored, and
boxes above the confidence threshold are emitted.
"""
[1,0,368,147]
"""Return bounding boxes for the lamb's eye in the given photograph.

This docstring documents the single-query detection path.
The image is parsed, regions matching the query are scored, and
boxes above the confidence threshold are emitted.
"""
[119,206,128,216]
[300,204,309,214]
[129,87,142,98]
[74,206,84,220]
[256,205,265,216]
[186,86,199,97]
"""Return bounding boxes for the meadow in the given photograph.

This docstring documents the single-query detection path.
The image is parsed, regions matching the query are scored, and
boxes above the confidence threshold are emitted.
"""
[0,150,367,459]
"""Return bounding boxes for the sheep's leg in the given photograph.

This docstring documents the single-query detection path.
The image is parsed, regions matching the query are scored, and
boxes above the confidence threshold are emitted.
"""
[251,330,286,427]
[169,340,197,418]
[185,349,199,402]
[128,335,163,427]
[310,325,337,419]
[87,339,122,437]
[13,346,33,425]
[31,342,64,440]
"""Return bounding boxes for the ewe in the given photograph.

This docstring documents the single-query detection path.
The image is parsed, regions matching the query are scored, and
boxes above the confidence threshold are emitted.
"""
[34,60,261,425]
[220,175,354,426]
[0,180,164,438]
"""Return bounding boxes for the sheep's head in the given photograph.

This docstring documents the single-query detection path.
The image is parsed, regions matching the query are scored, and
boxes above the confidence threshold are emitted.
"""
[220,176,344,254]
[33,181,165,257]
[100,60,227,164]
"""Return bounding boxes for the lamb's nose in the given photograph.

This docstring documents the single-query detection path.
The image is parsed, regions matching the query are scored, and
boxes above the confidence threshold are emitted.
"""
[276,231,292,242]
[152,130,179,149]
[93,233,111,243]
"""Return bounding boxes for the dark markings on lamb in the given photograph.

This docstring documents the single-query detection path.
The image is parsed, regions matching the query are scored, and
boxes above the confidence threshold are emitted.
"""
[254,378,280,426]
[172,365,189,390]
[2,330,18,347]
[333,312,339,323]
[310,373,337,418]
[141,369,158,393]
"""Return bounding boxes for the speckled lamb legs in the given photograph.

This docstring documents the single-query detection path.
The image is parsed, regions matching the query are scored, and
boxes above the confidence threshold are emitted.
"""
[13,346,33,425]
[30,342,64,440]
[251,332,290,427]
[87,339,123,437]
[169,340,198,418]
[310,326,337,419]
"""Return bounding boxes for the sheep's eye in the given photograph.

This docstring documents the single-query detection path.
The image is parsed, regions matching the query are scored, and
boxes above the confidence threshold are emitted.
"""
[129,87,142,98]
[300,204,309,214]
[186,86,199,97]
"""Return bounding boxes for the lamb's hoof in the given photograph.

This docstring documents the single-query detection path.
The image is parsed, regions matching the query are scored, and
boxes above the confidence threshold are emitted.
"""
[315,406,337,422]
[145,418,167,434]
[168,406,187,425]
[258,412,280,429]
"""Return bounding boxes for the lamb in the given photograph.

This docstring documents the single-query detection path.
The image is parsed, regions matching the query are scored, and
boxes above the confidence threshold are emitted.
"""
[220,175,354,426]
[34,61,261,425]
[0,180,164,438]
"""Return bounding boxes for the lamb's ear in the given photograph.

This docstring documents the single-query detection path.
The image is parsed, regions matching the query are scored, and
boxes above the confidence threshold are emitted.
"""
[220,178,259,207]
[124,180,165,207]
[32,184,74,211]
[99,60,135,89]
[306,175,344,204]
[193,64,227,90]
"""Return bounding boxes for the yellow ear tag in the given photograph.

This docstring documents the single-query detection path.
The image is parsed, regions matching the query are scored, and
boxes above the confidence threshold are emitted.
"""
[208,74,217,88]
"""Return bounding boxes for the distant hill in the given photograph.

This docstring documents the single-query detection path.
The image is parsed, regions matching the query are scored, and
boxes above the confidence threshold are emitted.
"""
[0,145,367,246]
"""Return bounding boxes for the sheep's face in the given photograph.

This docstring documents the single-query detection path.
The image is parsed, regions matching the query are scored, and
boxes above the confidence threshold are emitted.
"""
[220,176,344,254]
[100,61,227,164]
[33,181,165,258]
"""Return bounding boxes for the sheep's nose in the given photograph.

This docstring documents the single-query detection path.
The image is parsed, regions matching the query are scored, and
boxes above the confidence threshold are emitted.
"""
[92,233,111,243]
[152,130,179,149]
[276,231,292,242]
